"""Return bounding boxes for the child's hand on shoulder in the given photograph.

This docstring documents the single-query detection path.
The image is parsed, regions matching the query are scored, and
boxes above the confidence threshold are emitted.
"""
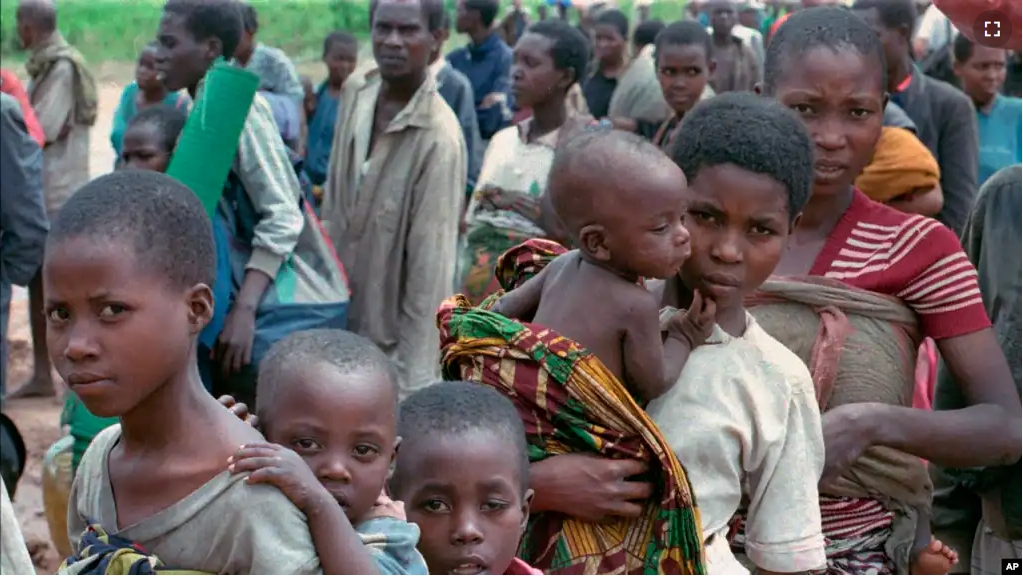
[666,289,717,348]
[217,395,257,427]
[366,490,407,522]
[228,442,330,514]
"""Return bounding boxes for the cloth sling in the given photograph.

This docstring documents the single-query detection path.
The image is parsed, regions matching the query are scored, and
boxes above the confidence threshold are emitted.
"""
[25,35,98,127]
[60,525,208,575]
[438,239,706,575]
[732,276,933,574]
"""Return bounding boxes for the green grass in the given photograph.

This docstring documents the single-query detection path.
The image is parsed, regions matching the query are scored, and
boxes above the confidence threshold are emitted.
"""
[0,0,687,66]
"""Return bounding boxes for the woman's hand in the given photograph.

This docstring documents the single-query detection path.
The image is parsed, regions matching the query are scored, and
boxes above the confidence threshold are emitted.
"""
[819,403,879,485]
[215,304,257,377]
[530,454,653,522]
[479,187,544,224]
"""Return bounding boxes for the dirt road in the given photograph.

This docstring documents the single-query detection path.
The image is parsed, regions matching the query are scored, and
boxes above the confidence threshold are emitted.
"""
[5,76,125,573]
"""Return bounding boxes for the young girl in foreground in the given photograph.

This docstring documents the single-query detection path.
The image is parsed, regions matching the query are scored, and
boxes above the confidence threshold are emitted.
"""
[54,172,319,573]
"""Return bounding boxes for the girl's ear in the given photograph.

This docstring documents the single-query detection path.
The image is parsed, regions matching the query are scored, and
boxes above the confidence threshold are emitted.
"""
[519,488,534,534]
[186,283,214,335]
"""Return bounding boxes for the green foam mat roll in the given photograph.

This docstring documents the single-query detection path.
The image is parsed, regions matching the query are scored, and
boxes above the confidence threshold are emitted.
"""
[166,60,260,216]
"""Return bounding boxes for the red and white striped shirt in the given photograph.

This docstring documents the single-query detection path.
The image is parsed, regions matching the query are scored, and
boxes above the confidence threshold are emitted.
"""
[810,190,991,340]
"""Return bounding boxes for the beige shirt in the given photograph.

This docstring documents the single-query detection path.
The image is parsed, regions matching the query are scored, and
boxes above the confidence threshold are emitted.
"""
[29,58,89,214]
[607,44,671,123]
[65,425,321,574]
[322,66,466,397]
[1,478,34,575]
[647,314,827,574]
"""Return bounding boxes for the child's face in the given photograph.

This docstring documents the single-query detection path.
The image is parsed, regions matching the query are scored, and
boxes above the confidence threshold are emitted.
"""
[511,32,569,108]
[260,363,398,525]
[155,11,216,92]
[767,46,884,199]
[657,43,713,116]
[594,23,626,65]
[577,157,692,281]
[43,237,211,419]
[323,43,358,86]
[679,164,793,310]
[394,432,532,576]
[954,45,1008,104]
[120,123,171,173]
[136,50,162,93]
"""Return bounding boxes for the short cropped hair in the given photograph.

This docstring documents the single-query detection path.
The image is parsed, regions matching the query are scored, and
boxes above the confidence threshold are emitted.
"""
[952,32,976,63]
[256,329,399,421]
[633,19,665,49]
[595,9,629,39]
[654,19,713,62]
[369,0,447,32]
[764,6,887,93]
[464,0,500,27]
[528,19,591,86]
[671,92,814,221]
[163,0,244,63]
[125,104,188,155]
[324,30,358,55]
[393,381,530,491]
[850,0,916,32]
[239,2,258,33]
[48,171,215,289]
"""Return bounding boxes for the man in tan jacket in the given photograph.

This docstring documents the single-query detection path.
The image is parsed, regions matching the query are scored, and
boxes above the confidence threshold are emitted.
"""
[323,0,466,399]
[11,0,96,398]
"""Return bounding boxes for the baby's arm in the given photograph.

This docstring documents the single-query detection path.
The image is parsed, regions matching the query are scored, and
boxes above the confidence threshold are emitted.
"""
[622,292,688,402]
[491,265,550,321]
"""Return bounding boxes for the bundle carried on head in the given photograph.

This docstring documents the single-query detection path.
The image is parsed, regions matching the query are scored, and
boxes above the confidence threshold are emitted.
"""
[745,276,933,571]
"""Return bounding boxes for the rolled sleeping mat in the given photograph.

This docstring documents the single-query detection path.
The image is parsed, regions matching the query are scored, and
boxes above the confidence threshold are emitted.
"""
[166,59,260,216]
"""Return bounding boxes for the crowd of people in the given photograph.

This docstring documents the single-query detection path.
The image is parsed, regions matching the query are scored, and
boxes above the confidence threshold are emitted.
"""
[0,0,1020,574]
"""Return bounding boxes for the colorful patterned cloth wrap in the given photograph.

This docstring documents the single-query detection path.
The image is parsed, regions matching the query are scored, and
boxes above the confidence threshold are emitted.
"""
[437,239,706,575]
[59,525,208,575]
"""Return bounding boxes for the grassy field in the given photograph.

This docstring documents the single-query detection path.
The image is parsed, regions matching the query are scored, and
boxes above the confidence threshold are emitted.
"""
[0,0,686,66]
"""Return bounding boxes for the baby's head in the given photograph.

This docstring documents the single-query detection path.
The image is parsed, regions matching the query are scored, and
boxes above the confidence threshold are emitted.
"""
[669,92,814,309]
[256,329,399,525]
[391,382,532,576]
[44,171,215,419]
[119,104,187,173]
[548,128,690,281]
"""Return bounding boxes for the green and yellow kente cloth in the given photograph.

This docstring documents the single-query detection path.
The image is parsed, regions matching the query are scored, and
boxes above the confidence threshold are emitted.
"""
[437,239,707,575]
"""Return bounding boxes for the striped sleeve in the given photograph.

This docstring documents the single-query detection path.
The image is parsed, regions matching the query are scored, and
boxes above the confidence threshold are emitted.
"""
[893,218,991,340]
